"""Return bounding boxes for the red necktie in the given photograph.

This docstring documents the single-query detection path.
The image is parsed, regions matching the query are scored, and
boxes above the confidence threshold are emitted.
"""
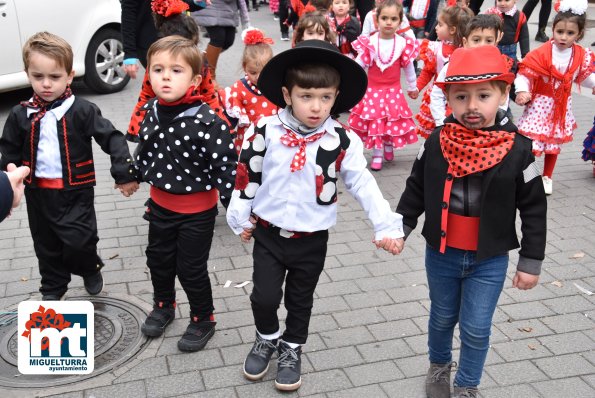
[280,128,325,172]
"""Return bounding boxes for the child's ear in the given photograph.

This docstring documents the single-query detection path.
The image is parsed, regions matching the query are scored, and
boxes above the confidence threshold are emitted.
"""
[449,25,457,37]
[282,87,292,106]
[192,74,202,87]
[462,37,469,47]
[496,31,504,44]
[67,70,75,85]
[500,85,511,106]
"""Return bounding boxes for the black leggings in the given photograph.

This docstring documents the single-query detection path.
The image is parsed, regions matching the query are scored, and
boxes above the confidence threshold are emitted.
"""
[522,0,552,29]
[205,26,236,50]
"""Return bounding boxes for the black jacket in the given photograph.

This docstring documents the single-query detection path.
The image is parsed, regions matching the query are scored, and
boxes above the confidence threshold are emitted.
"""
[0,97,136,189]
[397,114,547,274]
[500,10,530,58]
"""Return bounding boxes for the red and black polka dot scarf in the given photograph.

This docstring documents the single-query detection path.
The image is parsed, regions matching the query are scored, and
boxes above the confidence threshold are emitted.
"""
[439,123,515,177]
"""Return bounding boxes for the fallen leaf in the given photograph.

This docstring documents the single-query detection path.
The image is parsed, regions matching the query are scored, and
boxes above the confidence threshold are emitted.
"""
[528,344,536,350]
[20,277,28,282]
[235,281,251,288]
[550,280,563,288]
[570,252,585,259]
[223,280,232,288]
[518,327,533,333]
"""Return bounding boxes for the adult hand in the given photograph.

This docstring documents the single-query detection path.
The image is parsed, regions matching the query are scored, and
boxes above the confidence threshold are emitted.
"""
[6,163,30,208]
[123,60,140,79]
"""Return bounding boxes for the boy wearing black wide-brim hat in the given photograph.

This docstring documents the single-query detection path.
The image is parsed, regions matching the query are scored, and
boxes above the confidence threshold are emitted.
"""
[226,40,406,391]
[397,46,547,398]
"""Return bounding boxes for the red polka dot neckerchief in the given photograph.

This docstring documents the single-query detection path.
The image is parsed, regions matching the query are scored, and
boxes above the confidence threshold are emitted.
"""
[439,123,515,178]
[280,128,326,172]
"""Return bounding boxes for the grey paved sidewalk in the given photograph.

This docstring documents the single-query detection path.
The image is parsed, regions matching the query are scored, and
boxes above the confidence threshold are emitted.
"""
[0,2,594,397]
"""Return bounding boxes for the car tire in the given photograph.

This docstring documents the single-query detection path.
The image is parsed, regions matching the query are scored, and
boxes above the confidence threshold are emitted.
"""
[84,27,130,94]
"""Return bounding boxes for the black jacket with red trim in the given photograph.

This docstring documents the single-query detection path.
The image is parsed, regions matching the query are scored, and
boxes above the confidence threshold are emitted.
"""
[500,10,530,58]
[396,113,547,274]
[0,97,136,189]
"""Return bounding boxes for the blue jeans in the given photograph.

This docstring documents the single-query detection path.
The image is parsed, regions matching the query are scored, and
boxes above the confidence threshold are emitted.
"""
[425,245,508,387]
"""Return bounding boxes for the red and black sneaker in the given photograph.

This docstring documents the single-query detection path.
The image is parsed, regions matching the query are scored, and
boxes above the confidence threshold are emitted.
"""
[141,301,176,337]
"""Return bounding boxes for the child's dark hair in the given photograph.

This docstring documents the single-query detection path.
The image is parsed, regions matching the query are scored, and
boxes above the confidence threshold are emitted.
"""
[552,11,586,41]
[464,14,503,39]
[147,36,203,77]
[310,0,332,11]
[376,0,403,22]
[153,13,200,45]
[284,63,340,92]
[439,5,474,47]
[295,11,336,43]
[22,31,73,73]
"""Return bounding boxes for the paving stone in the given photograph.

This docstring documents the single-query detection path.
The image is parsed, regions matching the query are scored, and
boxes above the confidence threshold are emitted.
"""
[499,301,555,320]
[234,381,296,398]
[378,302,428,321]
[219,343,253,366]
[484,361,548,386]
[167,348,224,373]
[492,338,552,361]
[385,284,429,304]
[319,325,375,349]
[326,384,389,398]
[534,353,595,379]
[540,313,595,333]
[344,360,404,386]
[314,280,361,298]
[145,371,205,397]
[480,384,541,398]
[541,295,594,314]
[538,331,595,355]
[532,377,595,398]
[325,264,372,282]
[380,376,426,398]
[298,369,352,396]
[180,387,237,398]
[343,290,394,310]
[395,355,429,378]
[332,307,386,328]
[357,338,415,362]
[114,357,169,383]
[311,296,350,315]
[201,365,252,390]
[355,275,405,292]
[367,319,422,341]
[306,346,364,371]
[84,380,146,398]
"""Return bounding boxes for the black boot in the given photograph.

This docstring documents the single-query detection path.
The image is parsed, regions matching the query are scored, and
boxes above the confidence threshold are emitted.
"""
[535,28,549,43]
[252,0,259,10]
[243,332,278,380]
[83,256,105,295]
[275,341,302,391]
[141,301,176,337]
[177,315,216,352]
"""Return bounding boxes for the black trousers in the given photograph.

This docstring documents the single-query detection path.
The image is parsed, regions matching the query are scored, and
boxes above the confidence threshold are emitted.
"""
[250,223,328,345]
[354,0,374,24]
[144,200,217,320]
[278,0,289,34]
[522,0,552,29]
[25,187,100,297]
[205,26,236,50]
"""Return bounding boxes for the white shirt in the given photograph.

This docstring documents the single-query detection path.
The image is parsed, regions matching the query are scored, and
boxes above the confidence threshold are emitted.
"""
[27,95,75,178]
[361,10,416,41]
[226,110,404,240]
[515,45,595,93]
[431,64,509,126]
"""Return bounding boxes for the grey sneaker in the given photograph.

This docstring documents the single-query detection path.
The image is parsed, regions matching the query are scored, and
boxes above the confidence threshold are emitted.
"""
[275,341,302,391]
[425,361,456,398]
[243,333,278,380]
[453,386,479,398]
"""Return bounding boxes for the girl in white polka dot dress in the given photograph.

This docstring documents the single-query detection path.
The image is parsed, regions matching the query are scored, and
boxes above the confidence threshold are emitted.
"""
[221,28,278,154]
[348,0,420,171]
[134,37,238,352]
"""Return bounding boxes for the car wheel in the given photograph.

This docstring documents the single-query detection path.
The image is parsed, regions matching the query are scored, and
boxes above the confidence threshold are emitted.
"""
[84,28,130,94]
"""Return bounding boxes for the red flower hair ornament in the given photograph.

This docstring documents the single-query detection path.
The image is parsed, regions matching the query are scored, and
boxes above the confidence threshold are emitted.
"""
[151,0,189,17]
[242,28,275,45]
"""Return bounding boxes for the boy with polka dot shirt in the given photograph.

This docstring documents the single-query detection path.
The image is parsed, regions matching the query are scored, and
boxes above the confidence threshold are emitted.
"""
[134,36,237,352]
[226,40,405,391]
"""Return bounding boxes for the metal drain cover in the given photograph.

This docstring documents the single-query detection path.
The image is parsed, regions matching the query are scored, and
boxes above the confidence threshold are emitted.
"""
[0,296,149,388]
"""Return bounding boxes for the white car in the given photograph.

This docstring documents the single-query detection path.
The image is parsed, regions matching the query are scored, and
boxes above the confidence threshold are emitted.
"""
[0,0,130,94]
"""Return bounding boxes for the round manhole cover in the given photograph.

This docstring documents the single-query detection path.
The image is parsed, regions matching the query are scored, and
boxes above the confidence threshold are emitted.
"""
[0,296,149,388]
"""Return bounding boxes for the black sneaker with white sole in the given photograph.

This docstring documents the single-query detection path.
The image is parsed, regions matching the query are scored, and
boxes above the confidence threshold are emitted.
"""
[243,333,278,380]
[275,341,302,391]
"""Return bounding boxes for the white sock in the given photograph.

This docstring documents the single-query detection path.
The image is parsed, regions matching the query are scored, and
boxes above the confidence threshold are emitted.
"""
[281,340,300,349]
[373,148,382,158]
[257,329,280,340]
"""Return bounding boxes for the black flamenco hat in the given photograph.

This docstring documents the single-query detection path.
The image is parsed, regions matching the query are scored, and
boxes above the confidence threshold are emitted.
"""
[257,40,368,114]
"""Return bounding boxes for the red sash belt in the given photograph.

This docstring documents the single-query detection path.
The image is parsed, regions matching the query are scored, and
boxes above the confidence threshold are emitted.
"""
[445,213,479,251]
[36,178,64,189]
[150,186,218,214]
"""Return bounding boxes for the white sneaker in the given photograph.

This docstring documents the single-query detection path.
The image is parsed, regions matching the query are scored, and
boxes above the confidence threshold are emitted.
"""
[542,176,553,195]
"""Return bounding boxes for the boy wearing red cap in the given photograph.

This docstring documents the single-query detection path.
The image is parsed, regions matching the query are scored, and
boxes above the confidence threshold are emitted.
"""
[396,46,547,398]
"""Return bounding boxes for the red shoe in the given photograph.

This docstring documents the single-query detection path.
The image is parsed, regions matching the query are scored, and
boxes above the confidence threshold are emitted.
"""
[371,156,383,171]
[383,145,394,161]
